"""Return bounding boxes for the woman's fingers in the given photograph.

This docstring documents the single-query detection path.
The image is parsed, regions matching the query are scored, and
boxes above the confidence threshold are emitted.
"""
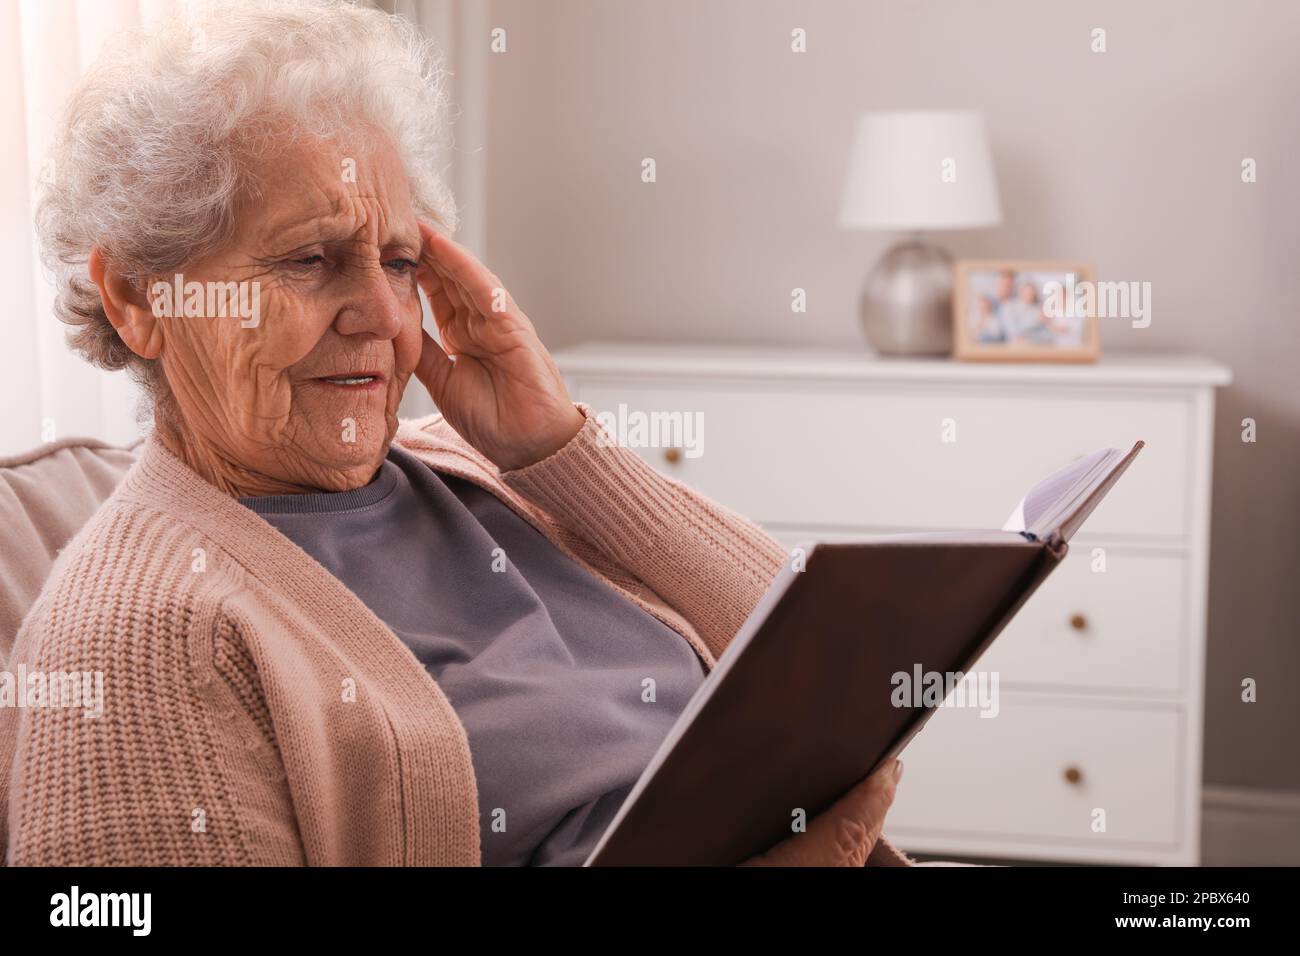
[416,229,482,352]
[740,758,902,867]
[416,262,465,356]
[413,328,456,400]
[430,258,486,320]
[796,762,898,866]
[430,264,465,314]
[417,221,532,371]
[421,269,457,325]
[421,223,510,317]
[416,221,452,302]
[820,759,901,855]
[418,222,521,334]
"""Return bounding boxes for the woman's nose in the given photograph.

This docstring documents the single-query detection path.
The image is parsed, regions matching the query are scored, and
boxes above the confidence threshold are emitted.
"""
[333,264,404,339]
[335,303,402,339]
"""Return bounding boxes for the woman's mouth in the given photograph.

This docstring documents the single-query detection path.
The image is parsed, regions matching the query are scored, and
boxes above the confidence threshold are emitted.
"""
[316,372,385,390]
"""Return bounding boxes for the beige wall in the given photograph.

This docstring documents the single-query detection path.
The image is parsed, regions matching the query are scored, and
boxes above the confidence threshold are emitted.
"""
[479,0,1300,790]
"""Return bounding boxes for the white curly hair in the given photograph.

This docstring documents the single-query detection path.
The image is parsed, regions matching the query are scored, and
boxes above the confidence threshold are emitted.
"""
[35,0,459,395]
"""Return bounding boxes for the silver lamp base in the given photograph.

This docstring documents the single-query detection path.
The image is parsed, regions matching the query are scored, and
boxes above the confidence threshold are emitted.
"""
[860,240,954,356]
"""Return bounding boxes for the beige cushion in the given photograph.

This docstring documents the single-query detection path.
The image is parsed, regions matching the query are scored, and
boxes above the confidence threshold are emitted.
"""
[0,438,140,664]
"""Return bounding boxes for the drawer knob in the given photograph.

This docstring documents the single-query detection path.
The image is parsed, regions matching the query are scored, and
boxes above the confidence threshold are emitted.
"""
[1069,613,1088,632]
[1063,765,1084,786]
[663,447,682,465]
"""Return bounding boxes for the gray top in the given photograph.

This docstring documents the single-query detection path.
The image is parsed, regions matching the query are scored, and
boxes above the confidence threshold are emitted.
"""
[239,444,706,866]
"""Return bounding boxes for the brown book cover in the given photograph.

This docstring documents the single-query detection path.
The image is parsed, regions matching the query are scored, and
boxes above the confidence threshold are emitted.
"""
[586,442,1143,866]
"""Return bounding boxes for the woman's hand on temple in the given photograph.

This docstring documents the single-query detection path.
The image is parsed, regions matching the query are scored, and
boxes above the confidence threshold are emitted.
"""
[412,222,584,472]
[739,759,903,866]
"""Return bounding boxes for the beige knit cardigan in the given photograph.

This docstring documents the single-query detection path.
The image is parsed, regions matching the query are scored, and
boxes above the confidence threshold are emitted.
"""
[1,403,913,866]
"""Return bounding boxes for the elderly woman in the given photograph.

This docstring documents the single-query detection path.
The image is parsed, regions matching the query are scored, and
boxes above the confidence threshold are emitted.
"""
[1,0,910,867]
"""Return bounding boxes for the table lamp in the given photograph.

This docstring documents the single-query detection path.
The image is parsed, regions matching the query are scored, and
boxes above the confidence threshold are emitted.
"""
[838,110,1002,355]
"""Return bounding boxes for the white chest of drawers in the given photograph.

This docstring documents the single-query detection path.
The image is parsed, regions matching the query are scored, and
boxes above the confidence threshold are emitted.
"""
[556,341,1231,865]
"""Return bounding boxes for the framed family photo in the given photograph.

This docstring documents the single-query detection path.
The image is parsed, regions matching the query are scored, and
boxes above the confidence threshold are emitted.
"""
[952,260,1100,362]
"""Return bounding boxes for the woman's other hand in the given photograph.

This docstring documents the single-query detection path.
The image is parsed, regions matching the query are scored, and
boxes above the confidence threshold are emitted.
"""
[739,759,903,866]
[413,222,584,471]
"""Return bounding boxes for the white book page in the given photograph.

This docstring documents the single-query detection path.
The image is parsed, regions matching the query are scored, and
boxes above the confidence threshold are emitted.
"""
[1002,448,1119,536]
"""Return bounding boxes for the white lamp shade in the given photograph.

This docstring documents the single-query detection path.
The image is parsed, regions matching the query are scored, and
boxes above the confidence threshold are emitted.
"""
[838,110,1002,231]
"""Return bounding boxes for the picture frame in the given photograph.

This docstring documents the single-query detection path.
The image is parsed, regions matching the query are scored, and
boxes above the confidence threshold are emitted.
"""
[952,259,1100,362]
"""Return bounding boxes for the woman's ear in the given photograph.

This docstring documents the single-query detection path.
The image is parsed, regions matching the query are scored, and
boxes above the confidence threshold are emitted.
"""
[87,247,164,360]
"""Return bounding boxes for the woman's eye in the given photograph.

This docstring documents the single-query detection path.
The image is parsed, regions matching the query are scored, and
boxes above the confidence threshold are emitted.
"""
[384,258,419,274]
[287,255,324,267]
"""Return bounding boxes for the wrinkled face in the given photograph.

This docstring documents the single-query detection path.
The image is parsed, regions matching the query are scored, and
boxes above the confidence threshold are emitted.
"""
[151,130,424,492]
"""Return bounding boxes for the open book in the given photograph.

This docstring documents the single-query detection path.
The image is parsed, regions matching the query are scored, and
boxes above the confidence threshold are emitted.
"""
[585,441,1144,866]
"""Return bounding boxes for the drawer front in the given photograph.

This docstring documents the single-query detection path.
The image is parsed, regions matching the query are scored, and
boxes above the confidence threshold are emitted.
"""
[572,381,1193,538]
[886,697,1182,848]
[977,550,1187,694]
